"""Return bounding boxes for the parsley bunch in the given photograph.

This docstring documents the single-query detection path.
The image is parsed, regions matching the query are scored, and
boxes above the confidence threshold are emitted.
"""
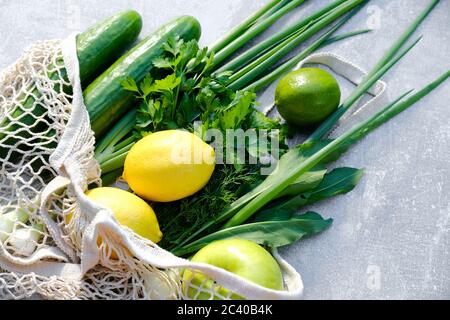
[121,37,288,160]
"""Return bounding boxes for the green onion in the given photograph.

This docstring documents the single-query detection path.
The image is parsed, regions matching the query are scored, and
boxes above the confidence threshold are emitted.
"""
[305,35,423,144]
[212,0,306,67]
[214,0,349,74]
[243,13,370,92]
[252,0,292,26]
[95,109,136,175]
[100,146,134,174]
[319,28,372,47]
[226,0,366,90]
[226,26,308,85]
[210,0,284,54]
[95,109,136,157]
[357,70,450,133]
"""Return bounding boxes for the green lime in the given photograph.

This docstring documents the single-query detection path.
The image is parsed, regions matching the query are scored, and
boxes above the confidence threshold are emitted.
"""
[275,67,341,127]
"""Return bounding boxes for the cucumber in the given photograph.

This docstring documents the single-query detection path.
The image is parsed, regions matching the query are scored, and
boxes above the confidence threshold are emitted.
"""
[0,10,143,159]
[84,16,202,138]
[78,10,143,84]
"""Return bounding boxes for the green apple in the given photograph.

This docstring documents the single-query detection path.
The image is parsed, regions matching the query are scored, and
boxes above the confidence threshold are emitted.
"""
[182,238,284,300]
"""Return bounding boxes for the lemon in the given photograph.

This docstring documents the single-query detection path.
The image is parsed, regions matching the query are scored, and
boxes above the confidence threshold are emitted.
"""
[65,187,162,259]
[123,130,215,202]
[275,67,341,127]
[84,187,162,243]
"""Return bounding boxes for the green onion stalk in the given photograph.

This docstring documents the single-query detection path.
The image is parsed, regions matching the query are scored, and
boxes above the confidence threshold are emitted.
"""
[226,0,367,90]
[216,0,367,78]
[211,0,307,67]
[95,0,368,185]
[210,0,289,54]
[173,0,445,251]
[213,0,349,74]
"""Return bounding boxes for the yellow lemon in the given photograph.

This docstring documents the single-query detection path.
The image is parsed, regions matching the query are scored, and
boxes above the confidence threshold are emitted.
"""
[67,187,163,242]
[85,187,162,243]
[123,130,215,202]
[66,187,162,259]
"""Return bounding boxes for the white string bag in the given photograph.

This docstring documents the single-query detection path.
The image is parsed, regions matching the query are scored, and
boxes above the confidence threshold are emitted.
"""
[0,34,304,300]
[0,32,389,300]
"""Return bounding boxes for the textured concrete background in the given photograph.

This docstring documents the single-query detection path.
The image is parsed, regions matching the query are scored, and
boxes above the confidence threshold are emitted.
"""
[1,0,449,299]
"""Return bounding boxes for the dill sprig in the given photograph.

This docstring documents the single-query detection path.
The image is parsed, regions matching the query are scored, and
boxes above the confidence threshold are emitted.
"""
[155,164,262,251]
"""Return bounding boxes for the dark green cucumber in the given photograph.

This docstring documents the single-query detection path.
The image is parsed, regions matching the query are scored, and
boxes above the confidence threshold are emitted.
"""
[84,16,202,138]
[78,10,143,85]
[0,10,143,159]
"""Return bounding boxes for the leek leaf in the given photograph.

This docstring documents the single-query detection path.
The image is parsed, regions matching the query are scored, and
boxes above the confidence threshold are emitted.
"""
[255,167,363,222]
[172,211,332,256]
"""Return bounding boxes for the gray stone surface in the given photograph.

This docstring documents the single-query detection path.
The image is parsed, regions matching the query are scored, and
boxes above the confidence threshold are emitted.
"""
[1,0,449,299]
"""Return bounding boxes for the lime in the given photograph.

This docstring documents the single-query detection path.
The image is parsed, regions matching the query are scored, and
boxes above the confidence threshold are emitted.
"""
[275,67,341,127]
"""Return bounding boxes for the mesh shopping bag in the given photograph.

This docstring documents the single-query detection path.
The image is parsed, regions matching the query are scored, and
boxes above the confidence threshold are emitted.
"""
[0,34,304,300]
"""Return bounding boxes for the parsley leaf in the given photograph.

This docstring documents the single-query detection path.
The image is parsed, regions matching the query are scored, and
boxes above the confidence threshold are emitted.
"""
[121,36,288,158]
